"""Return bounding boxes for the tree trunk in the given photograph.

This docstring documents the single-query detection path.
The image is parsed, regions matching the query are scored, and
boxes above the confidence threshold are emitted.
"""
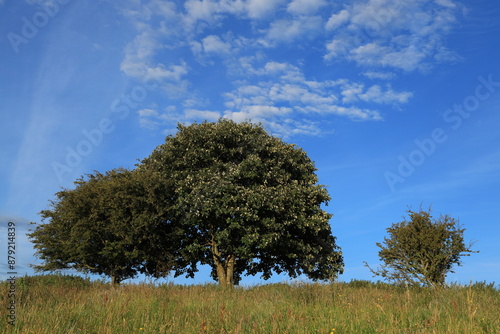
[111,274,121,286]
[211,236,235,287]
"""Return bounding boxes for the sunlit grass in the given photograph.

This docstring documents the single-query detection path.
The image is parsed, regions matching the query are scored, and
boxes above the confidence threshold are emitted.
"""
[1,275,499,333]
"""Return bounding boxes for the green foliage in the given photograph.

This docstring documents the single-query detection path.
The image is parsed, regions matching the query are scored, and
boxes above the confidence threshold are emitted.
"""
[140,119,343,285]
[0,274,95,290]
[28,168,179,284]
[30,119,342,286]
[346,279,379,289]
[367,207,478,287]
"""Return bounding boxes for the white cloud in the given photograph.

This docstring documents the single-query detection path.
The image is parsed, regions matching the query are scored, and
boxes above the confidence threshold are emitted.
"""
[184,109,221,121]
[222,60,406,123]
[362,71,396,80]
[224,105,292,122]
[435,0,457,8]
[138,108,159,117]
[138,105,183,130]
[326,9,349,30]
[349,43,389,65]
[264,15,323,44]
[287,0,326,16]
[324,0,464,71]
[349,42,433,72]
[147,62,189,81]
[246,0,286,19]
[325,39,349,59]
[139,117,160,130]
[120,29,159,78]
[264,118,327,138]
[434,46,463,63]
[202,35,232,54]
[190,40,204,56]
[341,82,412,104]
[117,1,154,22]
[358,85,413,104]
[117,0,432,137]
[181,0,286,26]
[183,0,221,26]
[248,61,305,82]
[120,22,190,84]
[340,82,364,104]
[146,0,178,19]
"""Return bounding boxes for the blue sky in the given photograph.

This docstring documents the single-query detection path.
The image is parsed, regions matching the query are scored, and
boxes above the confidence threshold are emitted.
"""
[1,0,499,285]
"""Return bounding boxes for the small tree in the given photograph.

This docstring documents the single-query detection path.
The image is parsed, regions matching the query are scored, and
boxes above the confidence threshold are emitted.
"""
[366,207,477,287]
[29,168,179,285]
[140,119,344,286]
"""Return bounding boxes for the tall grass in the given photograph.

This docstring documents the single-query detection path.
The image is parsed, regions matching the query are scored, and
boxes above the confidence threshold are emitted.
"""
[1,275,499,333]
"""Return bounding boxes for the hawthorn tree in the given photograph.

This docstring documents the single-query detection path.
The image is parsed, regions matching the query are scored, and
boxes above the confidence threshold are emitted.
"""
[367,207,477,287]
[29,168,180,285]
[139,119,344,286]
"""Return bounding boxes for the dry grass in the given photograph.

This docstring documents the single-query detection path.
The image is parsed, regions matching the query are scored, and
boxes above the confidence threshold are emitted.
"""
[1,275,499,333]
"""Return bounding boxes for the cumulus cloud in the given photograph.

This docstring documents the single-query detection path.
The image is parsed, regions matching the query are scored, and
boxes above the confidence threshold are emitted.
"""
[120,29,160,78]
[181,0,286,25]
[138,108,159,117]
[184,109,221,121]
[326,9,350,30]
[263,15,323,44]
[245,0,286,19]
[340,81,412,104]
[287,0,326,16]
[264,118,327,138]
[117,0,457,137]
[223,60,410,123]
[324,0,464,71]
[224,105,291,122]
[202,35,232,54]
[120,25,190,86]
[138,106,182,129]
[183,0,221,27]
[358,85,413,104]
[362,71,396,80]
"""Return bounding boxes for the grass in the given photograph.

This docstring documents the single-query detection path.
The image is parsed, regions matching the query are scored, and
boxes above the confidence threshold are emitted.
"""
[1,275,499,333]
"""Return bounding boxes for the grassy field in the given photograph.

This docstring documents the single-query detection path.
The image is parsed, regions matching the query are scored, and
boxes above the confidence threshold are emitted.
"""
[1,275,499,333]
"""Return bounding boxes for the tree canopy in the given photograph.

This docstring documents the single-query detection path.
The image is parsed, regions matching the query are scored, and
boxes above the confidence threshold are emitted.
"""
[30,119,343,286]
[367,207,477,287]
[140,119,344,286]
[28,168,179,285]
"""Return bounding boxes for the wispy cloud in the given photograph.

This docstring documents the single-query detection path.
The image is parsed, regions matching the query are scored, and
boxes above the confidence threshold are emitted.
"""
[394,149,500,199]
[243,0,287,19]
[362,71,397,80]
[184,109,221,121]
[121,0,459,136]
[120,26,189,83]
[223,60,411,122]
[324,0,465,71]
[262,15,323,45]
[201,35,232,54]
[341,83,413,105]
[137,53,413,137]
[287,0,326,15]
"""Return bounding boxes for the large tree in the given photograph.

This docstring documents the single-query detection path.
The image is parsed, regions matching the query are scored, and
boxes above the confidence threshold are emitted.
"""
[29,168,179,285]
[367,207,477,287]
[140,119,344,286]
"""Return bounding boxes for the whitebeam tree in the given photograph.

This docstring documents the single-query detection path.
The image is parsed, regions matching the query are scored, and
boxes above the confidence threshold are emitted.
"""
[139,119,344,286]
